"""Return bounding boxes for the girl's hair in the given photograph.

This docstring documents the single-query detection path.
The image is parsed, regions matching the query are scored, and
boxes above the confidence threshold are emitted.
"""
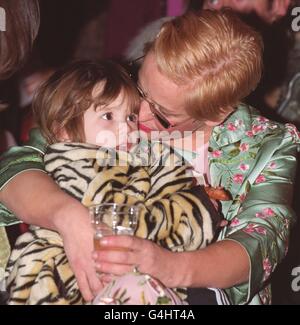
[147,9,264,121]
[33,60,140,144]
[0,0,40,80]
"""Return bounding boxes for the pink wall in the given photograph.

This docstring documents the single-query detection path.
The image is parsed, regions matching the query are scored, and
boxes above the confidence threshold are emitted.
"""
[104,0,163,59]
[167,0,186,16]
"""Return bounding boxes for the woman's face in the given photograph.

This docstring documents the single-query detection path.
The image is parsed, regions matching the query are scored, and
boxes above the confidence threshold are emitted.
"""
[138,52,202,133]
[203,0,292,24]
[138,52,226,135]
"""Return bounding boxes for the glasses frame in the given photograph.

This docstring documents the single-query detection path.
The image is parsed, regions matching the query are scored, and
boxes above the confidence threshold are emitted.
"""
[136,84,176,129]
[127,55,176,129]
[127,55,198,130]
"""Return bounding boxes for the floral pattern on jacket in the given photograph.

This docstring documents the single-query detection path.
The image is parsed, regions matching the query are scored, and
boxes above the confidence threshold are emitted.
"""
[208,105,299,305]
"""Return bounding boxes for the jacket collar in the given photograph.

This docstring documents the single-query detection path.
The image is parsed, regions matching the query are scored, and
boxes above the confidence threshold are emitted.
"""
[211,104,257,148]
[26,128,48,155]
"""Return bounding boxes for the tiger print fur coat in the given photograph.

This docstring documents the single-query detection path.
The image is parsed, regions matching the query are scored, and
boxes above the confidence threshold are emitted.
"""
[5,142,220,305]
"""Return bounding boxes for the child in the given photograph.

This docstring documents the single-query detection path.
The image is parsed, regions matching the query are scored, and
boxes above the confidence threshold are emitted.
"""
[5,60,223,305]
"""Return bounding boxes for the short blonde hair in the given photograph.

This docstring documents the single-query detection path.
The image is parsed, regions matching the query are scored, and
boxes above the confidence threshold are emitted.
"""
[33,60,140,144]
[149,9,263,121]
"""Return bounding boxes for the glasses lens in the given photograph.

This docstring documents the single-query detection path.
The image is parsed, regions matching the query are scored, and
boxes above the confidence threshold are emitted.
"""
[129,64,139,83]
[126,56,145,82]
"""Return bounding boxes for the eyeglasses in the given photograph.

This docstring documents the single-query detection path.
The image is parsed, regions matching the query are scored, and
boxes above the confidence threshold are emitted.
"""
[126,55,176,129]
[135,84,175,129]
[126,55,197,130]
[126,55,145,82]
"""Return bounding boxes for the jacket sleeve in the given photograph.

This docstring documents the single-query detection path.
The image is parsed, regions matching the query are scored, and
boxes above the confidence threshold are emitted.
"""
[224,125,299,305]
[0,129,47,226]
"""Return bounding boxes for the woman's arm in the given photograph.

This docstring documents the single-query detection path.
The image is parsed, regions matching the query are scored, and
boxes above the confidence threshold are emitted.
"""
[0,128,102,301]
[92,235,249,289]
[0,171,102,301]
[0,171,79,229]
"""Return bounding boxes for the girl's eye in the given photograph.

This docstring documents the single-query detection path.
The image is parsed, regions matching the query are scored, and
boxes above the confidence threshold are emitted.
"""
[101,112,113,120]
[127,114,137,123]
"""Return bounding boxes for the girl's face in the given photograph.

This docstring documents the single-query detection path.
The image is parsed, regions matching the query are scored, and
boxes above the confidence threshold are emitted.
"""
[83,86,138,148]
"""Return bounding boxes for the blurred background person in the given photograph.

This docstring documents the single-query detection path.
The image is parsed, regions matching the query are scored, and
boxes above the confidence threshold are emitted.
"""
[0,0,40,303]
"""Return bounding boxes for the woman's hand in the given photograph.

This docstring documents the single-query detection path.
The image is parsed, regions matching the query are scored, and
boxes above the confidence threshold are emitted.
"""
[0,171,103,302]
[92,235,250,290]
[92,236,185,288]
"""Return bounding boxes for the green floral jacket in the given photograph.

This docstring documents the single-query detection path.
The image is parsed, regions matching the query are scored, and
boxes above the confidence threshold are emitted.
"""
[0,104,299,305]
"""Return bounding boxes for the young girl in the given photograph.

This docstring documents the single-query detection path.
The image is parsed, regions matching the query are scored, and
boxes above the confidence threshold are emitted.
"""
[5,60,222,305]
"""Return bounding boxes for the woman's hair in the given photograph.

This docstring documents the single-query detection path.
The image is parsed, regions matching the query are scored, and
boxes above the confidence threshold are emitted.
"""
[32,60,140,144]
[0,0,40,80]
[147,9,264,121]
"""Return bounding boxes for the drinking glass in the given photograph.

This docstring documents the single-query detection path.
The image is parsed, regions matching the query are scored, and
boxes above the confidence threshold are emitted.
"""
[90,203,138,251]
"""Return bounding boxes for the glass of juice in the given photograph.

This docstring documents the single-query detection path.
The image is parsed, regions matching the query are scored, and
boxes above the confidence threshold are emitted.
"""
[90,203,138,251]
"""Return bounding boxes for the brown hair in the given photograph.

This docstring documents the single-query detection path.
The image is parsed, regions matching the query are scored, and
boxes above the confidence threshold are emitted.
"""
[148,9,263,122]
[32,60,140,144]
[0,0,40,80]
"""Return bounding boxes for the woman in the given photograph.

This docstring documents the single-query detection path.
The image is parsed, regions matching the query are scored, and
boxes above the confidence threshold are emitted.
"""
[1,10,299,305]
[0,0,40,279]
